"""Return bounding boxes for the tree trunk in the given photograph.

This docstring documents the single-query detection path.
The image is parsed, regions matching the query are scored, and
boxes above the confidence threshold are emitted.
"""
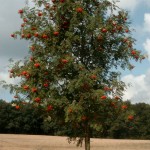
[85,123,90,150]
[85,134,90,150]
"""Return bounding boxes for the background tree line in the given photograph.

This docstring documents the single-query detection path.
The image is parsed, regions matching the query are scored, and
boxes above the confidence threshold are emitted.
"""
[0,99,149,139]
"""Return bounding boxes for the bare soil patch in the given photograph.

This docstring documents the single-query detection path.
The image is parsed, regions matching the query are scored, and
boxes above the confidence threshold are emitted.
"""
[0,134,149,150]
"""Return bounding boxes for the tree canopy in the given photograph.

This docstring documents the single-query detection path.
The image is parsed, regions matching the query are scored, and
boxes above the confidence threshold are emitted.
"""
[1,0,145,149]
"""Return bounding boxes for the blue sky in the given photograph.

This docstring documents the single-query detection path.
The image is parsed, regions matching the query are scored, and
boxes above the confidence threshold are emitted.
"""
[0,0,150,104]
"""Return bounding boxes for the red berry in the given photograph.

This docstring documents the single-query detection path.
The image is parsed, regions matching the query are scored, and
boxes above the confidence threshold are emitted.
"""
[104,86,112,91]
[90,75,97,80]
[18,9,23,14]
[26,34,31,38]
[104,86,109,91]
[131,50,136,55]
[115,96,120,100]
[117,26,123,31]
[23,18,28,22]
[101,28,107,33]
[31,88,37,93]
[53,31,59,36]
[42,34,48,39]
[23,85,29,90]
[34,32,39,37]
[11,34,15,37]
[15,105,20,110]
[21,71,28,76]
[21,23,25,27]
[128,115,134,120]
[125,29,129,33]
[76,7,83,13]
[44,83,49,87]
[47,105,53,111]
[34,97,41,103]
[38,12,43,16]
[122,105,128,109]
[14,95,18,99]
[31,27,37,30]
[34,63,40,68]
[101,95,107,100]
[61,59,68,64]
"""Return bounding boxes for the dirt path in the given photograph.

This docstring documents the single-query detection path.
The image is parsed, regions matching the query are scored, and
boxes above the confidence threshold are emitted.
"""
[0,134,150,150]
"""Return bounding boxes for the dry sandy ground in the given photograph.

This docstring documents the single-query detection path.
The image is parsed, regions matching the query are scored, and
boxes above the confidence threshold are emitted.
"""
[0,134,150,150]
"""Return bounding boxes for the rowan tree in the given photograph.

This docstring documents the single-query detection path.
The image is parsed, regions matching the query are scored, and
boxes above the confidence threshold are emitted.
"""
[2,0,146,149]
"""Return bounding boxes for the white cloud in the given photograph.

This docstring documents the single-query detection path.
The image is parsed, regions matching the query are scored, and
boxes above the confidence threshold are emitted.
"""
[0,0,28,60]
[122,71,150,104]
[1,71,15,85]
[143,39,150,61]
[143,13,150,33]
[0,0,28,103]
[0,68,21,101]
[0,67,21,87]
[117,0,140,11]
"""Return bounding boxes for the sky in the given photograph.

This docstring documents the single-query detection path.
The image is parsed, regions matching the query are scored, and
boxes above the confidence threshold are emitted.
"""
[0,0,150,104]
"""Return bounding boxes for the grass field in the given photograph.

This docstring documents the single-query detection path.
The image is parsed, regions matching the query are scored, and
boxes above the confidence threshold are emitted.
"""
[0,134,150,150]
